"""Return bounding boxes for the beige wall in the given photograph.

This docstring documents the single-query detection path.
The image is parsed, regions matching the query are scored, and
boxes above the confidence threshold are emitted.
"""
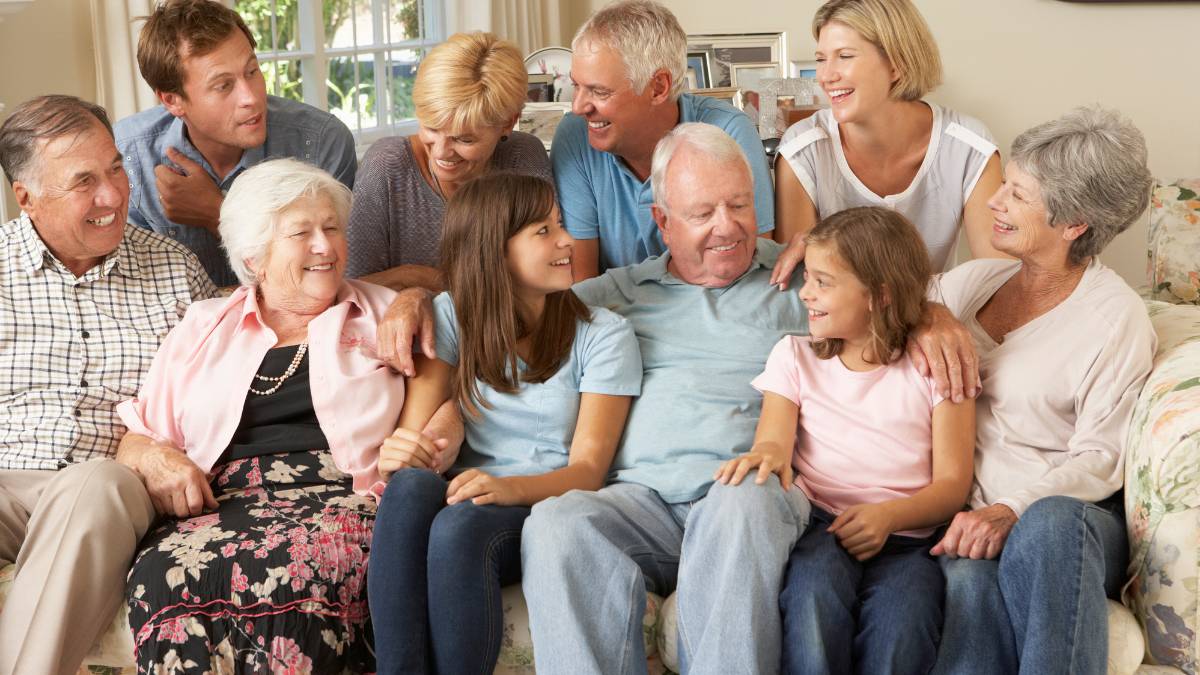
[0,0,98,218]
[571,0,1200,286]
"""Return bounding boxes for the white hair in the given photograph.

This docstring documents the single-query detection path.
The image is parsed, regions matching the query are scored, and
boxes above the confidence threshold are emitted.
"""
[650,123,752,210]
[219,158,352,286]
[573,0,688,100]
[1011,106,1153,265]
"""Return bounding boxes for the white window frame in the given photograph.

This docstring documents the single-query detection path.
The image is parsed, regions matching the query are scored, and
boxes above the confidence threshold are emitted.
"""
[229,0,445,150]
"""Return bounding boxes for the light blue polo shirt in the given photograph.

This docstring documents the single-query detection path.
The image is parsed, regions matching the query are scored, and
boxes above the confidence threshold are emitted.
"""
[572,239,808,503]
[433,293,643,477]
[551,93,775,272]
[114,95,357,287]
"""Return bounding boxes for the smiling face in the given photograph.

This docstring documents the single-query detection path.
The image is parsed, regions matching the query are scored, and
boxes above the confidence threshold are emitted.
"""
[815,21,898,124]
[654,145,757,287]
[161,30,268,158]
[505,205,574,301]
[417,123,509,188]
[798,240,873,347]
[987,161,1086,263]
[569,39,659,159]
[253,193,347,313]
[15,119,130,276]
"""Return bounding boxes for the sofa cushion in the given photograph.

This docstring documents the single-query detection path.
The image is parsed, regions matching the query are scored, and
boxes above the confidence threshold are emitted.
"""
[1149,180,1200,305]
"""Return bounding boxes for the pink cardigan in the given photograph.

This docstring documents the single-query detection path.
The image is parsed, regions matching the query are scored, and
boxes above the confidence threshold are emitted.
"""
[117,280,404,496]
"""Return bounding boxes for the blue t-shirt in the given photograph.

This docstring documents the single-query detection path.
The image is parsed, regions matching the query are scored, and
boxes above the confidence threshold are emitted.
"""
[572,239,808,503]
[433,292,643,477]
[551,93,775,272]
[114,95,357,287]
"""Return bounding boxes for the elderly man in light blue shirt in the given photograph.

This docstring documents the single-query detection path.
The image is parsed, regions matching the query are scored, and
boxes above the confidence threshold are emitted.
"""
[113,0,355,287]
[522,123,809,675]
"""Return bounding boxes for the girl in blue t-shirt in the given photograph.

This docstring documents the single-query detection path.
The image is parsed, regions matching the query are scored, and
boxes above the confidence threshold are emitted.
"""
[367,174,642,674]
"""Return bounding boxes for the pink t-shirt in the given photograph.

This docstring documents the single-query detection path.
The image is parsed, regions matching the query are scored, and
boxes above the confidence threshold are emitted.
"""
[751,336,944,537]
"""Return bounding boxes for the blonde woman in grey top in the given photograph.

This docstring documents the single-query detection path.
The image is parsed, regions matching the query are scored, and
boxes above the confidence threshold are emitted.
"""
[346,32,551,290]
[772,0,1005,283]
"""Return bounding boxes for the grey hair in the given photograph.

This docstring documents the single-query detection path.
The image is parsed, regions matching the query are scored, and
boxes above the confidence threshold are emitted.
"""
[650,123,752,210]
[1011,106,1153,266]
[573,0,687,100]
[0,95,113,191]
[219,158,352,287]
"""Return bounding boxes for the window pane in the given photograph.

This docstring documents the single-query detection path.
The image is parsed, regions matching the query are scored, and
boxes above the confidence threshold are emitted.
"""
[385,49,420,123]
[386,0,422,42]
[236,0,300,53]
[262,59,304,101]
[327,0,375,49]
[327,56,378,131]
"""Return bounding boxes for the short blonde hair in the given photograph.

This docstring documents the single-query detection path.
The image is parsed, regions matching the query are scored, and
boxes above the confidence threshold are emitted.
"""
[220,158,351,287]
[574,0,687,100]
[413,32,527,132]
[812,0,942,101]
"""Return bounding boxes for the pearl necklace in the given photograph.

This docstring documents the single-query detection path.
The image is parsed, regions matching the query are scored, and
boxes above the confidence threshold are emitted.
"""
[249,343,308,396]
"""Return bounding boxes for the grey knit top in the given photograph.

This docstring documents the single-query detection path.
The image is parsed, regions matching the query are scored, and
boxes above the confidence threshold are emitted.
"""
[346,131,551,278]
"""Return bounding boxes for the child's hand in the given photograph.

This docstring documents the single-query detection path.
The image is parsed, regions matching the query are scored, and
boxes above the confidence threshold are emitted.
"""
[713,443,793,490]
[446,469,524,506]
[829,503,895,561]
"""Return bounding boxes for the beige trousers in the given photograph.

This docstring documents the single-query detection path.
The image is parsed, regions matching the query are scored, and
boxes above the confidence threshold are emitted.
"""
[0,459,155,675]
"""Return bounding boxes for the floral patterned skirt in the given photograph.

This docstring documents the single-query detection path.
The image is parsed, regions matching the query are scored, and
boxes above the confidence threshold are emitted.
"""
[125,450,376,674]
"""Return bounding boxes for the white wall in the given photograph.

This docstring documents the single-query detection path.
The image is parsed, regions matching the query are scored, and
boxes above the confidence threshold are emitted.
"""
[0,0,98,219]
[571,0,1200,286]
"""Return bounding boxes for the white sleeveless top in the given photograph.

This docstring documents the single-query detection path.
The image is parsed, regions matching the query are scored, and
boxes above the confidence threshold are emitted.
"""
[778,102,997,271]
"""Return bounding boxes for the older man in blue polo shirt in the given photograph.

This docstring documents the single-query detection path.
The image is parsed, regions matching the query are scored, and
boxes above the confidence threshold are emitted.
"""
[554,0,776,279]
[114,0,356,287]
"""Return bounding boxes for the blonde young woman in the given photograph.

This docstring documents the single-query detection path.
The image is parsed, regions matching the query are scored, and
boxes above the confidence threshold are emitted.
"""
[772,0,1005,284]
[346,32,552,290]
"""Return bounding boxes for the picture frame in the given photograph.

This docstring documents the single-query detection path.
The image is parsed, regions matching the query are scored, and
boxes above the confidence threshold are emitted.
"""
[686,51,712,89]
[691,86,744,110]
[730,62,780,93]
[526,73,555,102]
[517,102,571,150]
[789,60,819,79]
[686,33,787,88]
[685,68,699,91]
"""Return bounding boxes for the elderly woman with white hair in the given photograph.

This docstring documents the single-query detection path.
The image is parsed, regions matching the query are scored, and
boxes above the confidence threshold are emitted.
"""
[115,158,428,672]
[928,107,1157,675]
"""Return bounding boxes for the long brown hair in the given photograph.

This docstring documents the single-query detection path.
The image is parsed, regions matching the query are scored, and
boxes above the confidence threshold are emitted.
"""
[806,206,930,364]
[440,174,591,416]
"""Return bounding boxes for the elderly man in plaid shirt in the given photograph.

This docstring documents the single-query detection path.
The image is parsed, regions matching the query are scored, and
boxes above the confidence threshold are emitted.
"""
[0,96,216,675]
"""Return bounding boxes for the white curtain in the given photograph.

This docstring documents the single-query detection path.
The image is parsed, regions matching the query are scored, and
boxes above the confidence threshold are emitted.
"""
[491,0,561,54]
[90,0,157,121]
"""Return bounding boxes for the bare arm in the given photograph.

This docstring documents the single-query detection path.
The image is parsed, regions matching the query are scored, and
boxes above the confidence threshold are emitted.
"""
[769,156,818,289]
[572,238,601,282]
[378,354,454,478]
[962,153,1010,260]
[359,264,445,293]
[452,392,633,506]
[115,431,217,518]
[715,392,798,490]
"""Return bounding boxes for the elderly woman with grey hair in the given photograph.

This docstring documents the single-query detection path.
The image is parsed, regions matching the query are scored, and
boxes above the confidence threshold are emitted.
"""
[114,158,434,672]
[928,107,1156,675]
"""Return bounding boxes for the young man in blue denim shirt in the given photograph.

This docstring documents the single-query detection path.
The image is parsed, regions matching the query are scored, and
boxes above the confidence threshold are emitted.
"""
[114,0,356,287]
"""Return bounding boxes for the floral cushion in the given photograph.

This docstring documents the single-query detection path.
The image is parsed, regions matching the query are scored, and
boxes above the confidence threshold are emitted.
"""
[1149,180,1200,305]
[1124,301,1200,673]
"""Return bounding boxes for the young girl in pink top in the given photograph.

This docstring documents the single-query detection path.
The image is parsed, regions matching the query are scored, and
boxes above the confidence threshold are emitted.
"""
[716,206,975,674]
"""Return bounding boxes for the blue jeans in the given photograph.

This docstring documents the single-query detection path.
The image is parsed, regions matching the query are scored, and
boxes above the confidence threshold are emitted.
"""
[780,507,943,675]
[368,469,530,675]
[932,495,1127,675]
[521,479,812,675]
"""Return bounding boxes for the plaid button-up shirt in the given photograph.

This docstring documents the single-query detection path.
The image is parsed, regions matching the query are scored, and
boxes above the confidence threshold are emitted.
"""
[0,212,217,471]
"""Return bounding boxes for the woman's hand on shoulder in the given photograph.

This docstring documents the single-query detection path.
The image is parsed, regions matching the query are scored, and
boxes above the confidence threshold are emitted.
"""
[445,469,525,506]
[378,427,450,479]
[377,287,436,377]
[713,442,794,490]
[828,503,896,561]
[930,503,1018,560]
[908,303,981,403]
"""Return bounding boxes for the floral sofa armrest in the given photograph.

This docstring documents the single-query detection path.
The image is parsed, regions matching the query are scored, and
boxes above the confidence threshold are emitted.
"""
[1124,301,1200,672]
[1148,180,1200,305]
